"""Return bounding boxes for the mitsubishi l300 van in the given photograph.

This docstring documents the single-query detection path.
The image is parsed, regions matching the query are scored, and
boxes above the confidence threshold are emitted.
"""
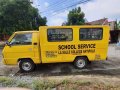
[2,26,110,72]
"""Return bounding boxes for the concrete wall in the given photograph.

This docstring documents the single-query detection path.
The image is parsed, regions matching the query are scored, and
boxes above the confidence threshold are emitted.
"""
[108,21,115,31]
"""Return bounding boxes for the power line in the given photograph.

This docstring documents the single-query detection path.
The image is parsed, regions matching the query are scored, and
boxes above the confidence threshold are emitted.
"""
[41,0,83,14]
[42,0,91,16]
[40,0,68,13]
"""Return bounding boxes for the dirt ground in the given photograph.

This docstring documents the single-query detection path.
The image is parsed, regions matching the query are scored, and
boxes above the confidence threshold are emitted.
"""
[0,44,120,77]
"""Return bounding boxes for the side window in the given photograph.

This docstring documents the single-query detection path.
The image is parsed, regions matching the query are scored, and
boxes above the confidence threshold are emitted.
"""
[47,28,73,42]
[10,33,32,45]
[80,28,103,40]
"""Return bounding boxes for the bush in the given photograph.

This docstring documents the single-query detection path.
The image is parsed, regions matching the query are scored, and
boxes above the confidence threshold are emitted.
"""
[16,81,30,88]
[0,77,15,87]
[0,41,5,48]
[32,80,55,90]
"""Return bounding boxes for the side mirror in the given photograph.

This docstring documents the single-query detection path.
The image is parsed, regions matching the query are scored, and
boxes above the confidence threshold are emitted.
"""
[6,41,11,46]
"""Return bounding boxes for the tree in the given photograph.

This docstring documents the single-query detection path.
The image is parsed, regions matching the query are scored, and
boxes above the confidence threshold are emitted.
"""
[0,0,47,40]
[116,21,120,30]
[118,21,120,29]
[115,20,120,30]
[64,7,85,25]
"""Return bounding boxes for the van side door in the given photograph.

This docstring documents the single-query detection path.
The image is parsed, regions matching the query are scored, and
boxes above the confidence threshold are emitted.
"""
[40,27,73,63]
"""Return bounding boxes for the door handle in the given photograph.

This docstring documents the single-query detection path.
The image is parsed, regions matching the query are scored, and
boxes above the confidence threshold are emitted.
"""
[33,43,37,45]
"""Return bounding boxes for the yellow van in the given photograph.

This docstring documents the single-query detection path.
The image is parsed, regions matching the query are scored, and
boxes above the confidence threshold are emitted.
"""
[2,26,110,72]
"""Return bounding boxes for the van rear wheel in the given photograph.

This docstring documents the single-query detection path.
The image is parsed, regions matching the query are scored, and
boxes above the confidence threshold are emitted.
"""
[19,59,35,72]
[74,57,88,69]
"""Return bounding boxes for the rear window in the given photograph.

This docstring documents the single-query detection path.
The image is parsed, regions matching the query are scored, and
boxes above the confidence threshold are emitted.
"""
[47,28,73,42]
[79,28,103,40]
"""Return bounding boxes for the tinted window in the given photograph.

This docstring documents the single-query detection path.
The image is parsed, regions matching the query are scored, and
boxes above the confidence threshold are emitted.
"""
[80,28,103,40]
[10,33,32,45]
[48,28,72,42]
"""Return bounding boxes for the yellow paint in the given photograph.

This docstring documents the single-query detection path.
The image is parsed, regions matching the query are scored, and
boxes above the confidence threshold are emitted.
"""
[2,25,110,65]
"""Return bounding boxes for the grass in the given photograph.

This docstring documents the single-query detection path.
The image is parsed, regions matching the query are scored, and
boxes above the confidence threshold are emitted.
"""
[0,77,15,87]
[16,81,30,88]
[0,76,120,90]
[32,80,56,90]
[55,79,93,90]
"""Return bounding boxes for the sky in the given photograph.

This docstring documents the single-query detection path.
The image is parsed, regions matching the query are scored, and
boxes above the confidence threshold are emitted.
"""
[32,0,120,26]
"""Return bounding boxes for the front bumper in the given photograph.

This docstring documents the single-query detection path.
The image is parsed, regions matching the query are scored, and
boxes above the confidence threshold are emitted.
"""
[2,58,6,64]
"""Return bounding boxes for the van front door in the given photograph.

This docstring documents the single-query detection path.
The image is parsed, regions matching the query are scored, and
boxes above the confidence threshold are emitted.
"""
[4,33,34,64]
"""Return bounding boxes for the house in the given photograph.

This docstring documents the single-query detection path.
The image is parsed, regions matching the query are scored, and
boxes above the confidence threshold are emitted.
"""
[86,18,120,43]
[86,18,115,30]
[108,21,116,30]
[86,18,108,25]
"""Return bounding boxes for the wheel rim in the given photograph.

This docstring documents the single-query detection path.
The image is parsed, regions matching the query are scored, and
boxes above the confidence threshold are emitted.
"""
[22,62,32,71]
[76,59,85,68]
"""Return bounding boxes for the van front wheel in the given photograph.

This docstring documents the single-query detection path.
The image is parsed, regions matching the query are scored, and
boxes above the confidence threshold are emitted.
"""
[19,60,35,72]
[74,57,88,69]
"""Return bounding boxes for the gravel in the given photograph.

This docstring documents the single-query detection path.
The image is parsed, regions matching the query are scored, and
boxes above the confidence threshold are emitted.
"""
[0,48,3,62]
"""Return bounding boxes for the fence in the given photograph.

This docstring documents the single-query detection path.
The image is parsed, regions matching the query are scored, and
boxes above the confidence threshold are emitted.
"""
[0,34,10,41]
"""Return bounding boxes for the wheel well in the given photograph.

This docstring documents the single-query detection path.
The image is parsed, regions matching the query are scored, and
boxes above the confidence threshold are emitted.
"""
[18,58,34,63]
[74,56,89,62]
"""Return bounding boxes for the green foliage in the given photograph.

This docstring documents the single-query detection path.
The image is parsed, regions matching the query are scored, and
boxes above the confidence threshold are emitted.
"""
[0,77,120,90]
[16,81,29,88]
[32,80,55,90]
[115,21,118,30]
[0,77,15,87]
[115,20,120,30]
[65,7,85,25]
[61,79,70,85]
[0,0,47,36]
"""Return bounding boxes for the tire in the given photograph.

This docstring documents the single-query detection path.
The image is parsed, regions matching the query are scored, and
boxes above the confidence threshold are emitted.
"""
[74,57,88,69]
[19,59,35,72]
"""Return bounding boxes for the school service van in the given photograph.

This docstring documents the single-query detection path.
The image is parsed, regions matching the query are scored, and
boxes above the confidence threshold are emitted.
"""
[2,26,110,72]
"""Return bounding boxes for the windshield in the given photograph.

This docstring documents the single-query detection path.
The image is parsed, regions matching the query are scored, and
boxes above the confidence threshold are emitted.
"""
[10,33,32,45]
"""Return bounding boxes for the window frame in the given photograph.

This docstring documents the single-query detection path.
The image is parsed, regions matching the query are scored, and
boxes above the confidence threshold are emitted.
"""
[79,28,103,41]
[47,28,73,42]
[9,33,33,46]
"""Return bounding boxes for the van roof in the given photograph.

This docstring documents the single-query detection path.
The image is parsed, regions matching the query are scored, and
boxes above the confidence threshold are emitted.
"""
[39,25,109,28]
[14,25,109,33]
[15,30,39,33]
